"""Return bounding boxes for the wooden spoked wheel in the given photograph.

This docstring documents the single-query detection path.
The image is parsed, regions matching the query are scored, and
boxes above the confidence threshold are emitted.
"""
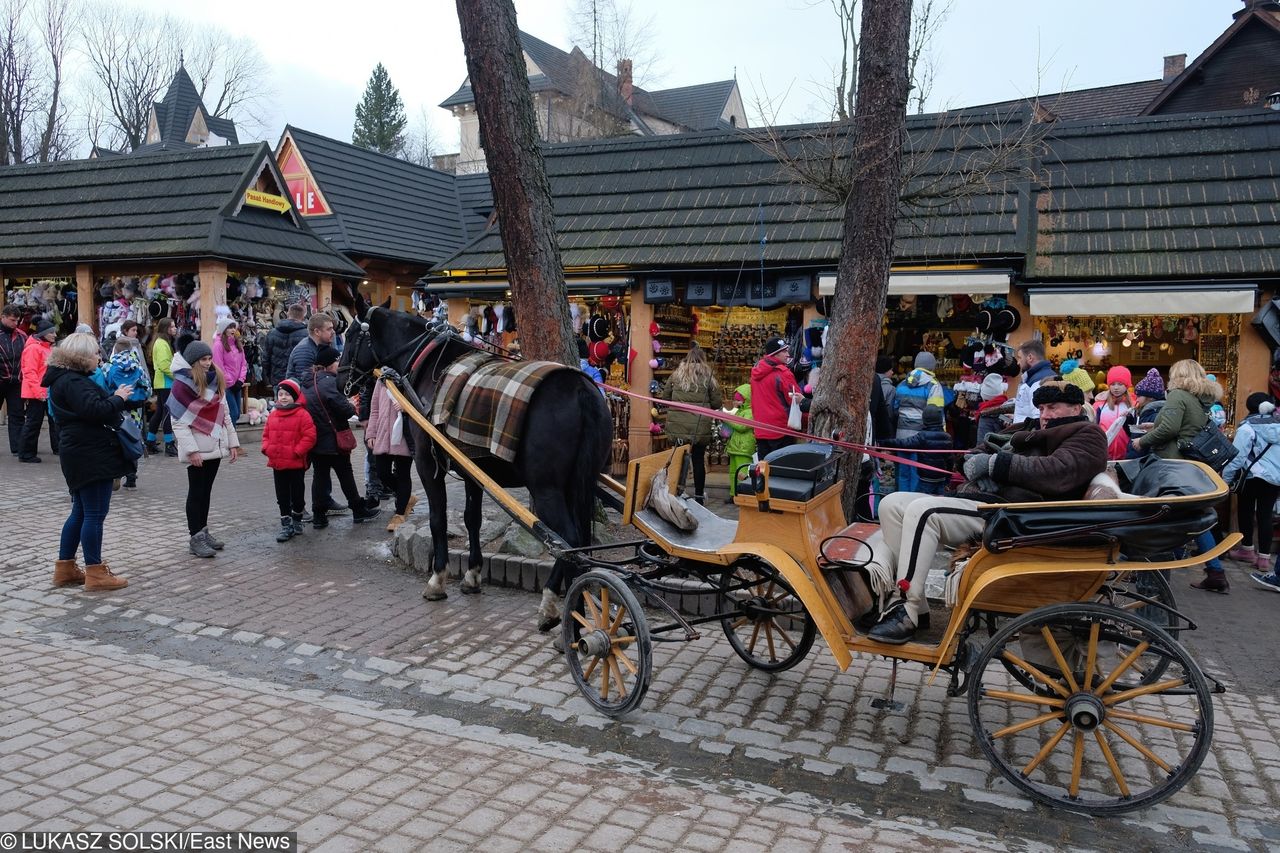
[719,560,816,672]
[1003,570,1177,693]
[969,603,1213,814]
[561,571,653,717]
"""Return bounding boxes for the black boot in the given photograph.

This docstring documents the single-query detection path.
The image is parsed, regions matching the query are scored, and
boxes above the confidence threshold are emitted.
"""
[276,516,295,543]
[164,441,178,457]
[312,511,328,530]
[291,513,305,535]
[352,498,382,524]
[145,440,160,454]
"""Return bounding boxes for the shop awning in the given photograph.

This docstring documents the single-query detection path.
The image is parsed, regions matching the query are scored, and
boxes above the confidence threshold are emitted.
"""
[1026,284,1257,316]
[817,270,1013,297]
[421,277,634,298]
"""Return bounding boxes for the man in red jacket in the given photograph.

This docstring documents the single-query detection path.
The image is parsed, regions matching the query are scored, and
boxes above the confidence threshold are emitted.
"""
[749,336,802,460]
[19,318,58,462]
[0,305,28,455]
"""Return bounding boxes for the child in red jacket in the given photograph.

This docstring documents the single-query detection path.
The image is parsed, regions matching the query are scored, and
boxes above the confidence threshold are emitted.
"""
[261,379,316,542]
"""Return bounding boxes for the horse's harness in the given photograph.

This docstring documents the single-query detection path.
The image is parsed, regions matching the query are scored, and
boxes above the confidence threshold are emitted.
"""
[343,308,445,396]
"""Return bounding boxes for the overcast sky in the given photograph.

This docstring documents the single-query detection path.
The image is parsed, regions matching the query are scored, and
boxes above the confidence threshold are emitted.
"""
[125,0,1245,153]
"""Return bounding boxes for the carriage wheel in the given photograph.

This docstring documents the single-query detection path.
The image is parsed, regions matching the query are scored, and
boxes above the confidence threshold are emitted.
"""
[969,603,1213,814]
[561,571,653,718]
[1002,571,1177,693]
[719,559,817,672]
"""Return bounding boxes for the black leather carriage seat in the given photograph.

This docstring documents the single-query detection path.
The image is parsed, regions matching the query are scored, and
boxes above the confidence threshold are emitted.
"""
[735,443,841,502]
[981,457,1223,556]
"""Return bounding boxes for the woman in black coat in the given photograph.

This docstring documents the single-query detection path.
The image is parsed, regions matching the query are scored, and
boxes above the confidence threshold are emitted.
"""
[43,333,133,591]
[304,346,379,528]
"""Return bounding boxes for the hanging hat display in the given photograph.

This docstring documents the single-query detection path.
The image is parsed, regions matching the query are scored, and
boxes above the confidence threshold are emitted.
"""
[649,322,661,337]
[600,295,620,311]
[651,339,662,353]
[587,314,610,341]
[588,340,610,366]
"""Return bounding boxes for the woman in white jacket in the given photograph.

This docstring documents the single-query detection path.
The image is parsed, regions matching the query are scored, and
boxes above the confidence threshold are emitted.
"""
[168,340,241,558]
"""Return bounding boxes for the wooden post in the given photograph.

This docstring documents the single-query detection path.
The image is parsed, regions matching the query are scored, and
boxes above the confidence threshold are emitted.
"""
[1237,300,1269,423]
[316,276,333,313]
[447,297,470,325]
[76,265,94,334]
[629,295,654,456]
[198,259,228,343]
[1005,286,1033,350]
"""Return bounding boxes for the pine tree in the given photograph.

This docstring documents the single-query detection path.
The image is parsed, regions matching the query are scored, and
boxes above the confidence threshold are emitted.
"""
[352,63,408,155]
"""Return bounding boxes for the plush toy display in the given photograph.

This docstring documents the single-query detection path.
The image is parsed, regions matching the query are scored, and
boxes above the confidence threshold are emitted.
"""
[245,397,269,426]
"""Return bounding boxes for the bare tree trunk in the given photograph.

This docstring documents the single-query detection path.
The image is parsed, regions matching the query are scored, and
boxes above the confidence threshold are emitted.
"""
[810,0,913,518]
[455,0,577,367]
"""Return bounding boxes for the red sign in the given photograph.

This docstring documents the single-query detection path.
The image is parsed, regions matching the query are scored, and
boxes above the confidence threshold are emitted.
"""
[280,148,330,216]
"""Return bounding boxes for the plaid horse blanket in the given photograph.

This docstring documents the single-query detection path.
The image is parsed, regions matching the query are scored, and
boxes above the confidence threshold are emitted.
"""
[429,351,572,463]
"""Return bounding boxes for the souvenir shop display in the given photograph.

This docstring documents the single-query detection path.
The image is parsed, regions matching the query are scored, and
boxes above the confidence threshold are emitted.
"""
[1,278,75,332]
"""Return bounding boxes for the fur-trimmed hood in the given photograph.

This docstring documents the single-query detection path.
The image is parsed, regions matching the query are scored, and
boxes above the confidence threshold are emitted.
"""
[44,345,99,375]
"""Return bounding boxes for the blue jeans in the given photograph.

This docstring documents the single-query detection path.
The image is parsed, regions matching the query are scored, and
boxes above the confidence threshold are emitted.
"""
[895,453,920,493]
[227,385,242,425]
[59,479,114,565]
[1196,530,1222,572]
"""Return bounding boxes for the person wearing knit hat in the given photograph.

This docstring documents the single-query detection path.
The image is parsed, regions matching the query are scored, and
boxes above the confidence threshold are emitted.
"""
[973,373,1009,446]
[305,343,380,529]
[1221,392,1280,579]
[17,317,59,462]
[262,377,316,542]
[1095,365,1135,460]
[979,373,1006,402]
[213,318,247,426]
[1059,358,1097,402]
[892,351,945,492]
[1134,368,1165,401]
[182,339,213,364]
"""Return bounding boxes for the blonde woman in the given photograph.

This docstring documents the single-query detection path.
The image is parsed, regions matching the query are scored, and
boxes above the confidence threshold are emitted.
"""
[1132,358,1226,592]
[44,333,132,590]
[168,340,240,558]
[659,343,722,504]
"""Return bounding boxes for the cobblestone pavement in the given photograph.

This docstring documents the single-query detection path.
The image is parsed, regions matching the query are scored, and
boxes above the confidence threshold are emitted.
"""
[1,435,1278,851]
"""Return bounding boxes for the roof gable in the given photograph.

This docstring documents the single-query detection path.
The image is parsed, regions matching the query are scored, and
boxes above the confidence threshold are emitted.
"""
[1143,10,1280,114]
[642,80,739,131]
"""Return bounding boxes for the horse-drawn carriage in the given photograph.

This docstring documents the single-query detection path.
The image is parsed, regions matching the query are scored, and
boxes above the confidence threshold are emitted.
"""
[353,304,1235,815]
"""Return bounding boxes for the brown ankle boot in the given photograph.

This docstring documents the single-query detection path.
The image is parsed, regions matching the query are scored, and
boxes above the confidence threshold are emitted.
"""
[84,564,127,591]
[53,559,85,587]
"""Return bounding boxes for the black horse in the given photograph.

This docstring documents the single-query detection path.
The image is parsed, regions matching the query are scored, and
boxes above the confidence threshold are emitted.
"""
[342,299,612,629]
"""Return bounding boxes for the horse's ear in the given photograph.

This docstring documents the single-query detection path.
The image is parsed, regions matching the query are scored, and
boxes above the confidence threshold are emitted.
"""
[380,297,391,310]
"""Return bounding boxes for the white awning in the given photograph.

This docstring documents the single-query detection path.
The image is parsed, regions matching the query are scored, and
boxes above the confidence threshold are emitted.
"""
[1028,288,1256,316]
[817,271,1013,297]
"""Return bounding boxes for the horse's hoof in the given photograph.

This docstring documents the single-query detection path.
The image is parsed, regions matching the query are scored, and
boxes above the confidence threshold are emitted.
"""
[461,584,481,595]
[537,615,561,633]
[423,589,447,601]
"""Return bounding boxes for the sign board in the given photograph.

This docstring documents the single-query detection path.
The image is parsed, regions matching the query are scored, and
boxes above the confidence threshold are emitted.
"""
[776,275,812,304]
[279,147,331,216]
[244,189,291,214]
[643,278,675,304]
[684,280,715,306]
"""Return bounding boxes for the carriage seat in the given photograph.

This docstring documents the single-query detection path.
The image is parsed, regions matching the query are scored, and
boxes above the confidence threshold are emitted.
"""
[735,443,842,502]
[980,456,1223,556]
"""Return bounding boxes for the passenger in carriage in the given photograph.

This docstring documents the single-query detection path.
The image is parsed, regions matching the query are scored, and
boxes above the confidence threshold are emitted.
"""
[866,383,1107,644]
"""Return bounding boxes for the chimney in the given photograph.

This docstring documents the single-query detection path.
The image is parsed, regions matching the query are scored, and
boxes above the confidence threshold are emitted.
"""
[1163,54,1186,82]
[617,59,633,106]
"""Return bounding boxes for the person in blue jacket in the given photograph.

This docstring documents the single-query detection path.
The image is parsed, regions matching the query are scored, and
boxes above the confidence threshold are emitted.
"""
[94,338,150,488]
[878,405,953,495]
[892,352,945,493]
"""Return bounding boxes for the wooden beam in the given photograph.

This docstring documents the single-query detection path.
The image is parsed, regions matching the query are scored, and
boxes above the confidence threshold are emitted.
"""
[317,276,333,312]
[76,265,94,334]
[628,296,654,456]
[198,259,228,343]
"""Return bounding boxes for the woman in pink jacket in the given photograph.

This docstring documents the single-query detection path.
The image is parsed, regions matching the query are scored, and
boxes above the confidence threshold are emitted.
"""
[365,381,416,532]
[213,318,248,426]
[19,318,58,462]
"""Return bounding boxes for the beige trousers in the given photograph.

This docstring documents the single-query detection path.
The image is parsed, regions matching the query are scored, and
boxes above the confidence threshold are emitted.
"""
[874,492,986,624]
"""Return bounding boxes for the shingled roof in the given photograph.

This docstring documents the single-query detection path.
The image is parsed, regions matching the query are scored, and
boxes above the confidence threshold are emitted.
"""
[644,80,738,131]
[973,79,1167,121]
[433,108,1031,274]
[280,127,474,268]
[0,143,363,278]
[1029,110,1280,280]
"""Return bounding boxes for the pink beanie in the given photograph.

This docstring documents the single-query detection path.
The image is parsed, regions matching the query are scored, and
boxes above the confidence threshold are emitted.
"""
[1106,366,1132,386]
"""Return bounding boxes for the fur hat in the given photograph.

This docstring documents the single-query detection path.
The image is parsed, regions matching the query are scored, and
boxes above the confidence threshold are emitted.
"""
[1032,382,1085,407]
[1134,368,1165,400]
[182,340,213,363]
[314,345,340,368]
[914,351,937,371]
[979,373,1006,401]
[276,379,302,402]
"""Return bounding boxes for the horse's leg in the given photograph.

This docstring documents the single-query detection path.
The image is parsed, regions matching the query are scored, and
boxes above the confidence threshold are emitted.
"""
[460,477,484,594]
[416,442,451,602]
[529,490,578,632]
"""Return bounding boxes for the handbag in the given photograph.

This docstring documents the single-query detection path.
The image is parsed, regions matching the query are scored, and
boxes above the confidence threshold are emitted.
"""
[314,367,358,454]
[114,416,145,462]
[1229,433,1275,493]
[1178,411,1238,473]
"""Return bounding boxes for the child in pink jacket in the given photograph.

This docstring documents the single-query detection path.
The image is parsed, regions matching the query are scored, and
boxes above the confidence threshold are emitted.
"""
[213,318,248,426]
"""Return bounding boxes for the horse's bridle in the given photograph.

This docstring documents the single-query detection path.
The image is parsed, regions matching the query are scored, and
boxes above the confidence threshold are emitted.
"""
[342,307,448,396]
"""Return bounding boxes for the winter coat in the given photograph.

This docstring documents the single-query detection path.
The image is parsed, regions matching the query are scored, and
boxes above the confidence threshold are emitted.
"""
[286,336,321,383]
[880,428,954,484]
[20,336,53,399]
[985,418,1108,502]
[170,354,240,466]
[262,400,317,471]
[262,319,308,387]
[869,376,893,444]
[1222,415,1280,487]
[726,384,756,457]
[151,337,174,390]
[366,381,412,457]
[749,356,801,441]
[877,373,897,420]
[1094,397,1133,461]
[42,347,130,492]
[1137,388,1218,460]
[660,375,723,444]
[1011,360,1057,425]
[213,336,248,386]
[305,367,356,455]
[893,368,945,438]
[0,325,26,383]
[93,352,150,407]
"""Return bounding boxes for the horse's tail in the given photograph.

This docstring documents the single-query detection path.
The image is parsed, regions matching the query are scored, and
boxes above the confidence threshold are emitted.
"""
[567,379,613,549]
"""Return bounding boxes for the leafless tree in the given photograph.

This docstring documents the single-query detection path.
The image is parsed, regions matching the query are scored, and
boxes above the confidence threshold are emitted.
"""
[567,0,663,89]
[403,106,444,168]
[184,27,272,137]
[906,0,951,114]
[1,0,73,164]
